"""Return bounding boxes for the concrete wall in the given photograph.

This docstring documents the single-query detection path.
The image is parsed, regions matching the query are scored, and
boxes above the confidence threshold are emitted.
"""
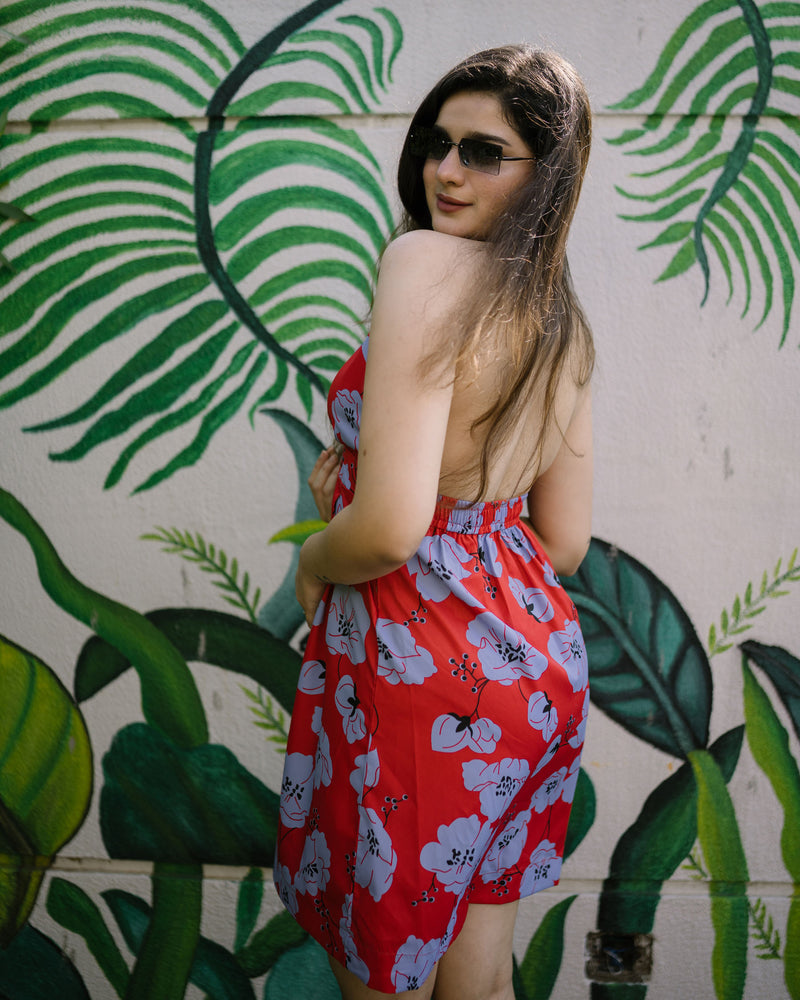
[1,1,799,997]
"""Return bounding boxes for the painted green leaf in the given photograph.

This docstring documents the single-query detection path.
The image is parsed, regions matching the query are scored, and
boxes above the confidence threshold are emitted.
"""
[742,657,800,878]
[608,0,800,343]
[597,726,743,935]
[75,607,302,715]
[740,640,800,742]
[46,877,130,998]
[269,518,327,545]
[0,923,90,1000]
[0,488,207,748]
[104,886,254,1000]
[258,408,327,639]
[0,635,92,946]
[689,749,749,1000]
[562,537,711,758]
[0,0,396,488]
[236,910,308,978]
[235,868,265,953]
[788,891,800,1000]
[100,723,279,865]
[263,935,341,999]
[515,896,577,1000]
[115,864,203,1000]
[563,767,596,859]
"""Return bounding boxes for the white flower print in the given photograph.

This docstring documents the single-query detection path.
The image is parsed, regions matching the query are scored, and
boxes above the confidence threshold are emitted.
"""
[391,936,441,992]
[562,754,581,804]
[338,460,352,490]
[479,808,531,883]
[375,618,437,685]
[570,688,590,750]
[543,560,559,587]
[407,535,472,603]
[462,758,530,820]
[466,613,548,685]
[325,586,370,663]
[500,524,537,562]
[439,902,461,952]
[548,618,588,692]
[527,690,558,742]
[335,675,367,744]
[310,707,332,789]
[297,659,326,695]
[530,767,568,814]
[331,388,362,451]
[279,752,314,828]
[339,894,370,984]
[533,736,562,776]
[431,713,501,754]
[509,577,554,623]
[420,814,490,893]
[295,829,331,896]
[273,862,298,917]
[519,839,561,895]
[355,806,397,901]
[349,740,380,802]
[477,535,503,579]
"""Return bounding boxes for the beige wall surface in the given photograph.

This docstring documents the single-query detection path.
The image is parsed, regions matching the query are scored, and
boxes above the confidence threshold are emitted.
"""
[1,1,799,998]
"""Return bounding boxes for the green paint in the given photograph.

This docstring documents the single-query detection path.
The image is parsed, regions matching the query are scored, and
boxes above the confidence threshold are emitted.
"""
[0,637,92,944]
[515,896,577,1000]
[689,749,749,1000]
[563,538,712,759]
[76,607,301,718]
[0,489,207,748]
[47,878,130,998]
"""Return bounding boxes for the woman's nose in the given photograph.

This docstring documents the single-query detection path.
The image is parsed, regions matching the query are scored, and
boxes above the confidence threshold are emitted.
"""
[436,144,464,182]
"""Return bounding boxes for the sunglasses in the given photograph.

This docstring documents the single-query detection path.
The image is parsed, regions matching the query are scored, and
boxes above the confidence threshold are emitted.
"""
[408,126,534,176]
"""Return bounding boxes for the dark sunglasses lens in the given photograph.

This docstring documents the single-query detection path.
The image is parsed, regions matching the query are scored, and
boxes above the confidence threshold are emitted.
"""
[460,139,502,174]
[409,128,449,161]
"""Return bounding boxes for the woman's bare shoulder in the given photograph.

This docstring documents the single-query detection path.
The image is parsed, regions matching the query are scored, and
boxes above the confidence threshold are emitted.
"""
[381,229,483,280]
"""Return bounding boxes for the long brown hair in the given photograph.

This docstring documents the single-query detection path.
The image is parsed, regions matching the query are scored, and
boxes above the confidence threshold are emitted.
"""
[396,45,594,498]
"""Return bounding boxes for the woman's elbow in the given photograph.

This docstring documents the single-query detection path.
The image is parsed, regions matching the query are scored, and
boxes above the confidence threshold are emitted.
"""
[543,532,591,578]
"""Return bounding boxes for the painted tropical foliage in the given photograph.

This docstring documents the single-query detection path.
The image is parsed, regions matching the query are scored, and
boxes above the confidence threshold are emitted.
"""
[610,0,800,344]
[0,0,799,998]
[0,0,398,492]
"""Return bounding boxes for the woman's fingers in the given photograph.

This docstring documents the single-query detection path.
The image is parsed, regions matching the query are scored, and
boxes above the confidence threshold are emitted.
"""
[308,447,341,521]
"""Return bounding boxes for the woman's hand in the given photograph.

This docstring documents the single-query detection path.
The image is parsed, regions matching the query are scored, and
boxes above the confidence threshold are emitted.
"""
[296,537,328,627]
[308,447,340,522]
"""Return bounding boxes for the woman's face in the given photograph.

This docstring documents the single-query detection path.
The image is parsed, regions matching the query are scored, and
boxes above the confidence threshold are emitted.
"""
[422,91,534,240]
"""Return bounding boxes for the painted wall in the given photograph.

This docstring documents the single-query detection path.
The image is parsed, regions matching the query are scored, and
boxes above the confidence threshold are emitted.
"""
[1,1,799,997]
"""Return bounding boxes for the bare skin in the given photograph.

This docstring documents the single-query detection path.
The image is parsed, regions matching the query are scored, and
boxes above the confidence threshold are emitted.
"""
[329,901,519,1000]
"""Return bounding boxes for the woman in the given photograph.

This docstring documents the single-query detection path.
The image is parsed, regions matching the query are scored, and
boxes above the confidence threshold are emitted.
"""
[275,44,594,1000]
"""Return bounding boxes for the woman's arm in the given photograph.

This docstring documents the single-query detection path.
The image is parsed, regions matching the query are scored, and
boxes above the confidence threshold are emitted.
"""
[296,232,462,623]
[525,385,593,577]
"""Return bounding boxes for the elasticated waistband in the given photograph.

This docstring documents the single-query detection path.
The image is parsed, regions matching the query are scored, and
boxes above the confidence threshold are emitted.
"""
[428,494,526,535]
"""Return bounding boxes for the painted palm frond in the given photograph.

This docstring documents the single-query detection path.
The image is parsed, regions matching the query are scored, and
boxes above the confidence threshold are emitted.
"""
[0,0,399,491]
[609,0,800,345]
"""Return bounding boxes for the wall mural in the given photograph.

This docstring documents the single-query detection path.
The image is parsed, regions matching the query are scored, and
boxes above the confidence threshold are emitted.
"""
[610,0,800,344]
[0,1,799,998]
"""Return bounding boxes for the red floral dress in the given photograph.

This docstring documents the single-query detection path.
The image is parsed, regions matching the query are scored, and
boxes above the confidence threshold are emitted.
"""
[274,340,589,993]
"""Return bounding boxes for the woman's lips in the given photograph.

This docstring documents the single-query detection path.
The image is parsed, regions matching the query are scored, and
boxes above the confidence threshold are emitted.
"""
[436,194,470,213]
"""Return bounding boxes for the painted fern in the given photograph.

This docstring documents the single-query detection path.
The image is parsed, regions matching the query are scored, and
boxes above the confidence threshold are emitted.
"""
[0,0,400,491]
[142,526,262,621]
[708,548,800,655]
[609,0,800,344]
